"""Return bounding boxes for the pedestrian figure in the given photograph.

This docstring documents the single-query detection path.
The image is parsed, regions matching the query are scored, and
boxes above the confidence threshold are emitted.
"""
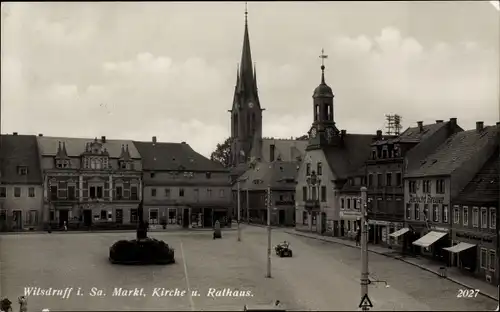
[63,221,68,231]
[18,296,27,312]
[1,298,12,312]
[355,228,361,246]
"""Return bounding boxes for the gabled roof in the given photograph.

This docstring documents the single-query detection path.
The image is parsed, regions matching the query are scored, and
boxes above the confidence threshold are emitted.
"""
[261,139,308,162]
[0,135,43,184]
[405,125,498,178]
[37,136,141,159]
[235,161,300,191]
[323,134,375,180]
[133,141,226,172]
[456,151,499,205]
[392,122,450,144]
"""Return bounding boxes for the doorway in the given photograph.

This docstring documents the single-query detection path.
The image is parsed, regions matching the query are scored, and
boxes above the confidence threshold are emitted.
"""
[321,212,326,234]
[279,210,285,226]
[13,210,22,230]
[115,209,123,224]
[183,208,189,228]
[203,208,212,228]
[340,220,345,237]
[59,210,69,227]
[168,208,177,224]
[83,210,92,226]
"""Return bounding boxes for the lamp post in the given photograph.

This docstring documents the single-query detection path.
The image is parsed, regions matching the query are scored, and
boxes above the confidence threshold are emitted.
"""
[237,179,241,242]
[360,186,370,311]
[266,185,272,278]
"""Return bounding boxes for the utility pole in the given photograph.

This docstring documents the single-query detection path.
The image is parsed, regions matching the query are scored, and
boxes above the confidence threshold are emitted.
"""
[266,185,272,278]
[237,180,241,242]
[360,186,370,311]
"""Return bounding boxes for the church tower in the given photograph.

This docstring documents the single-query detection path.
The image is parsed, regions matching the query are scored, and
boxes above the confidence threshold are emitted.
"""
[230,4,263,167]
[307,49,340,150]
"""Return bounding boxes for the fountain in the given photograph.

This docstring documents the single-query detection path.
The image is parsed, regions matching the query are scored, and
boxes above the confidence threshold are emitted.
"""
[109,201,175,265]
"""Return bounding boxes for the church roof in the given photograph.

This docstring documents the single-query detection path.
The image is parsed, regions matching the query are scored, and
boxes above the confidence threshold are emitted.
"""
[37,136,141,159]
[133,141,226,172]
[0,134,43,185]
[323,133,375,180]
[234,160,300,191]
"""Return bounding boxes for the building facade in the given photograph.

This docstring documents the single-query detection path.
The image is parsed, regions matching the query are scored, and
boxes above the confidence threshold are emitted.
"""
[134,139,232,228]
[337,168,365,240]
[404,122,499,263]
[449,144,499,284]
[37,136,142,229]
[0,134,44,231]
[370,119,462,247]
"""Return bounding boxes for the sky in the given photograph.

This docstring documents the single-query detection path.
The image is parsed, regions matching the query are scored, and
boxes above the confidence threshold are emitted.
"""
[1,2,499,157]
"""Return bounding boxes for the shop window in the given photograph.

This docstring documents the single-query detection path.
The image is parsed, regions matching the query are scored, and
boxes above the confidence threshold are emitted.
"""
[130,209,138,223]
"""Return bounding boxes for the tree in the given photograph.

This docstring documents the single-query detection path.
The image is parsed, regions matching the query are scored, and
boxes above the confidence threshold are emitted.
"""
[211,137,232,168]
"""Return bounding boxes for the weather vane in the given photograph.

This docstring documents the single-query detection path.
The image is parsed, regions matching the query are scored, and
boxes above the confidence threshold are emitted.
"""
[319,48,328,67]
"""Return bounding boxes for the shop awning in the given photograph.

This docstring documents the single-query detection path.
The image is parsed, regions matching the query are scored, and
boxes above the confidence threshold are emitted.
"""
[443,242,476,253]
[412,231,448,248]
[389,228,410,238]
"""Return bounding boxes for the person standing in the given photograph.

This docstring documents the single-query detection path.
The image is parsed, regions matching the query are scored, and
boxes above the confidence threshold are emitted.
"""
[63,221,68,232]
[355,227,361,247]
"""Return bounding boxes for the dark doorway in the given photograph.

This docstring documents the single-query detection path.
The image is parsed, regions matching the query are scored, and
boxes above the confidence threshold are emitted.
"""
[183,209,189,228]
[279,210,285,226]
[340,220,345,237]
[203,208,212,228]
[13,211,22,230]
[321,212,326,234]
[59,210,69,227]
[213,210,226,227]
[83,210,92,226]
[115,209,123,224]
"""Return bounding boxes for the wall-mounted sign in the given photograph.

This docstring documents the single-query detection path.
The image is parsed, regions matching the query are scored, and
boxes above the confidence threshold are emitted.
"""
[408,194,445,204]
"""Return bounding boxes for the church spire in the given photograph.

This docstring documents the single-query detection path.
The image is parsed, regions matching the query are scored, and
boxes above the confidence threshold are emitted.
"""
[238,2,255,93]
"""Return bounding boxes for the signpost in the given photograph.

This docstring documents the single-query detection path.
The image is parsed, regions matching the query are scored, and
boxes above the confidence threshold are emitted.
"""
[360,187,371,311]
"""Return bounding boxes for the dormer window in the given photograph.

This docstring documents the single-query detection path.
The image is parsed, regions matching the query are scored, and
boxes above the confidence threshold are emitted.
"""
[17,166,28,175]
[56,160,70,169]
[206,172,212,179]
[371,149,377,160]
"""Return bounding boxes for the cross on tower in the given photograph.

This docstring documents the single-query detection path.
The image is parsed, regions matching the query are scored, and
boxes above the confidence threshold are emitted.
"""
[319,48,328,67]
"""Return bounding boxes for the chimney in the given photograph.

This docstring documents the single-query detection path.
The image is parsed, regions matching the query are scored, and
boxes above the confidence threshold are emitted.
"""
[270,144,275,162]
[13,132,18,135]
[476,121,484,132]
[417,121,423,132]
[376,130,382,139]
[497,121,500,127]
[436,120,443,123]
[449,118,457,127]
[152,136,157,144]
[181,141,186,144]
[101,136,106,143]
[38,133,43,137]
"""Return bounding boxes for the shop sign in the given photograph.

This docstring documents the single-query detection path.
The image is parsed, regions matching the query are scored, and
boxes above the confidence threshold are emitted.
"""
[408,194,445,204]
[429,225,449,232]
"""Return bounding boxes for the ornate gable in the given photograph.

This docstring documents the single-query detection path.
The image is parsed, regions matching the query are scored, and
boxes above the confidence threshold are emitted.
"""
[81,138,110,170]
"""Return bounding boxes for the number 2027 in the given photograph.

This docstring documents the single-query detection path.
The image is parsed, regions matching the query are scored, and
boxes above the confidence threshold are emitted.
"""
[457,289,479,298]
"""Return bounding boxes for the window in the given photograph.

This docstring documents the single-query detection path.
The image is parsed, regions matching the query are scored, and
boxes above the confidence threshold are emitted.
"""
[165,188,171,197]
[312,212,317,225]
[433,204,440,222]
[97,186,103,198]
[371,150,376,160]
[386,173,392,186]
[414,204,420,220]
[382,149,388,158]
[321,186,326,202]
[151,188,157,197]
[408,181,417,193]
[453,206,460,224]
[100,210,107,220]
[207,189,212,198]
[406,204,411,220]
[116,186,123,199]
[50,186,58,200]
[490,208,496,229]
[0,187,5,197]
[26,210,38,226]
[130,209,138,223]
[436,179,445,194]
[28,187,35,198]
[377,174,383,186]
[396,172,402,186]
[489,250,496,271]
[14,187,21,197]
[353,198,358,210]
[205,172,212,179]
[481,248,488,269]
[302,211,308,225]
[368,174,373,187]
[68,186,76,200]
[443,205,448,223]
[423,180,431,193]
[341,198,345,209]
[219,189,225,198]
[317,162,322,175]
[463,206,469,226]
[472,207,479,227]
[17,166,28,175]
[131,186,138,200]
[302,186,307,201]
[0,209,6,221]
[89,186,96,198]
[481,207,488,228]
[179,188,185,197]
[311,187,317,201]
[306,163,311,175]
[347,199,351,209]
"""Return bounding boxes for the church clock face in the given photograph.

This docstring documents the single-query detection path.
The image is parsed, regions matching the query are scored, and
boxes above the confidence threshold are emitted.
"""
[310,127,318,138]
[248,102,254,108]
